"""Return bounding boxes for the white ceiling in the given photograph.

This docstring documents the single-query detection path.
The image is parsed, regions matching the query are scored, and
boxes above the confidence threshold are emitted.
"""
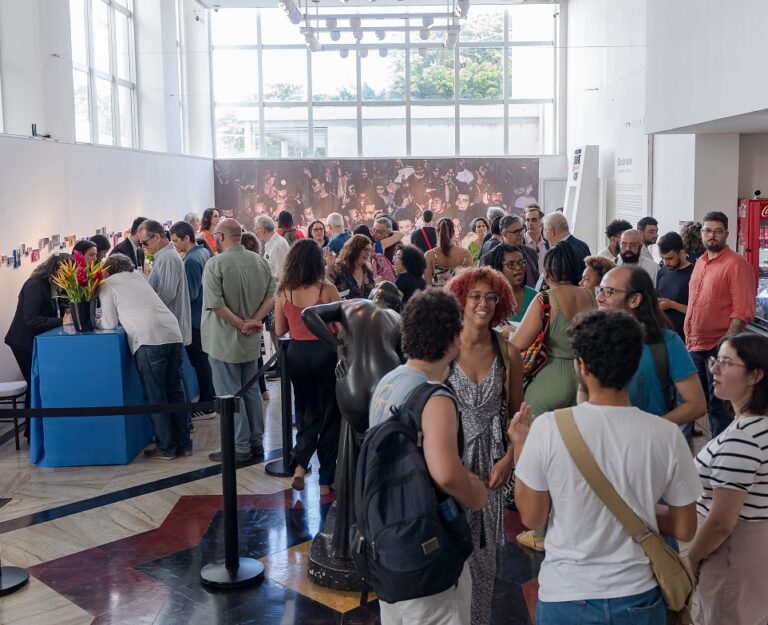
[196,0,546,8]
[659,108,768,135]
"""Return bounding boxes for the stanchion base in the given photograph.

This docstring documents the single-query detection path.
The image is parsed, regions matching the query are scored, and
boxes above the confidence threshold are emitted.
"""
[0,566,30,596]
[264,458,291,477]
[200,558,264,589]
[307,504,367,591]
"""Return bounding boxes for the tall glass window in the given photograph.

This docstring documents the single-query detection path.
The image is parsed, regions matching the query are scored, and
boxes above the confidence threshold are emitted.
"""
[211,4,558,157]
[69,0,137,147]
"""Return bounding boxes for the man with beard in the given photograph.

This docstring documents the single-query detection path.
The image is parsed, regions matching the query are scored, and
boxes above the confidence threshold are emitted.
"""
[637,216,659,265]
[618,229,658,282]
[499,215,539,288]
[598,219,633,263]
[407,163,429,206]
[656,232,693,341]
[357,167,375,199]
[311,178,341,220]
[453,191,473,234]
[684,211,756,436]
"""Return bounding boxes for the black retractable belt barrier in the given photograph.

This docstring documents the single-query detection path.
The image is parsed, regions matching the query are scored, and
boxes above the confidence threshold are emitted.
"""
[265,337,293,478]
[199,349,279,589]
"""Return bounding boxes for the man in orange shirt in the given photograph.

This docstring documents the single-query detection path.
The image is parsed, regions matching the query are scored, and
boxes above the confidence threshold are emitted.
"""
[684,211,756,436]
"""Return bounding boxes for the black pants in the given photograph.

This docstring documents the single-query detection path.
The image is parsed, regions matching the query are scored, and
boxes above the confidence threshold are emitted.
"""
[10,347,32,437]
[185,327,215,402]
[285,340,341,486]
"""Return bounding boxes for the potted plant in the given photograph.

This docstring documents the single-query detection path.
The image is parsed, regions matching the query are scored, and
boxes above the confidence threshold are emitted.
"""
[51,251,108,332]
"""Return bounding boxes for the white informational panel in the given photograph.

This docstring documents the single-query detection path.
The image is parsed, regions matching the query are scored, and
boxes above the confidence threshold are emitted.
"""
[563,145,600,254]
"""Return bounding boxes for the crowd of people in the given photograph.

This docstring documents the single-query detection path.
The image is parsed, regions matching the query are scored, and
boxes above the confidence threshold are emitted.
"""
[4,185,766,625]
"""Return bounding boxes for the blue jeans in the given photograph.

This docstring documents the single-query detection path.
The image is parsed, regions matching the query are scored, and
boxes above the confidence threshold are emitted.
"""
[689,347,733,436]
[209,357,264,454]
[537,587,665,625]
[134,343,191,458]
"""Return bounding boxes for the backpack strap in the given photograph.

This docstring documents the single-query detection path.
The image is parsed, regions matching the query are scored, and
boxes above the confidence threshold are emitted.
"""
[554,408,649,540]
[649,340,676,413]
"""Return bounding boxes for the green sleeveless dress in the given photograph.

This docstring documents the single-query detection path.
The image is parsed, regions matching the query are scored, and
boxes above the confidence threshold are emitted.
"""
[524,290,586,417]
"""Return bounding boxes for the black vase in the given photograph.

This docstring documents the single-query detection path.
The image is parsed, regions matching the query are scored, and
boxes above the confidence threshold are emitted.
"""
[69,300,97,332]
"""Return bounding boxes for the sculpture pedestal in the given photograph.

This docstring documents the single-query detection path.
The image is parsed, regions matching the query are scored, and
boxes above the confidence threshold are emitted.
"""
[307,503,366,591]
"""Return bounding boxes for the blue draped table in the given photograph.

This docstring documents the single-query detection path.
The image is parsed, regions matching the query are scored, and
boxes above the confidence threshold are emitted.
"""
[29,325,199,467]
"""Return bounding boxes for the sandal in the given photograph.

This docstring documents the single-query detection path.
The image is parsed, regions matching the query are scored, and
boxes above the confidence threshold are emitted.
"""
[516,530,545,553]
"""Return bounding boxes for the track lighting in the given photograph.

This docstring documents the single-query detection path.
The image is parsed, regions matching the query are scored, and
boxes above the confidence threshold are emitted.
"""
[375,29,385,41]
[454,0,470,18]
[340,48,349,58]
[419,28,429,40]
[359,48,368,58]
[278,0,302,25]
[326,18,337,28]
[379,48,388,57]
[330,30,341,41]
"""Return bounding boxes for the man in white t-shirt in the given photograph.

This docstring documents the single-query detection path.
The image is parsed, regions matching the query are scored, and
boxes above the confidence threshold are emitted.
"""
[509,309,700,625]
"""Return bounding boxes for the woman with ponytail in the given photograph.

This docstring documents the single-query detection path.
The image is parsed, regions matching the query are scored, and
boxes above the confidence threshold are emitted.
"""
[424,217,473,287]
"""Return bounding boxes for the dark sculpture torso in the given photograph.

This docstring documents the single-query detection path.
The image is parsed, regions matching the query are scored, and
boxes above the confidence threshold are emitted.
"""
[303,297,401,561]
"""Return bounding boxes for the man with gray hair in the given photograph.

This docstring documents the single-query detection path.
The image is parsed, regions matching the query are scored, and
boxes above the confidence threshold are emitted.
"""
[326,211,351,255]
[254,215,289,285]
[499,214,540,287]
[203,218,275,462]
[543,212,592,275]
[138,219,191,347]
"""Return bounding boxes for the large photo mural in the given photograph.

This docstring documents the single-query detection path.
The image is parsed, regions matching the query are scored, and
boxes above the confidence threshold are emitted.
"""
[214,158,539,245]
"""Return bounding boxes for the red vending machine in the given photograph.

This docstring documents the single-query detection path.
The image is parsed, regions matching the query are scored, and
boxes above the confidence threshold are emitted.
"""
[737,197,768,329]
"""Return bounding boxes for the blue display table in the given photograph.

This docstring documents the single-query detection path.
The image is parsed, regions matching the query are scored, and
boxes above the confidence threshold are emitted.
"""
[29,326,199,467]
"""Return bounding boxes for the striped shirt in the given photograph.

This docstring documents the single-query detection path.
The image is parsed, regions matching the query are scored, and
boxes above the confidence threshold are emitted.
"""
[695,416,768,521]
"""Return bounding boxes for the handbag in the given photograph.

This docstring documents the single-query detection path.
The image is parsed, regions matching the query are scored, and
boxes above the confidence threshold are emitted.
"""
[521,291,551,388]
[554,408,695,625]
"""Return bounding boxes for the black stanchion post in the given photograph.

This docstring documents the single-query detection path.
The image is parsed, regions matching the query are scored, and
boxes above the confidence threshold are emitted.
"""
[200,394,264,589]
[0,549,29,596]
[265,337,293,477]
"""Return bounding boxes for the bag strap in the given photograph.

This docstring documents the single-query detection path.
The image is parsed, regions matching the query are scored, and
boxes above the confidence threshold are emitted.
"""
[554,408,650,541]
[491,330,511,406]
[421,228,433,250]
[539,290,552,333]
[649,340,675,412]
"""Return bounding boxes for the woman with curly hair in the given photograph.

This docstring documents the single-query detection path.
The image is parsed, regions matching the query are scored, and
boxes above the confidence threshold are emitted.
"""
[580,254,616,291]
[333,234,376,300]
[274,239,342,495]
[425,217,473,286]
[445,267,524,625]
[200,208,220,255]
[680,220,705,263]
[393,244,426,303]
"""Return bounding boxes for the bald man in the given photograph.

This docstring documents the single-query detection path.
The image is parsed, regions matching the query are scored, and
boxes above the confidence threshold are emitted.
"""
[542,212,592,276]
[202,218,276,462]
[619,229,658,282]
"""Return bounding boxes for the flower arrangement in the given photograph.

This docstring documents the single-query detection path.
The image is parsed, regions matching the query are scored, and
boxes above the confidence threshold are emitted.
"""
[51,251,108,302]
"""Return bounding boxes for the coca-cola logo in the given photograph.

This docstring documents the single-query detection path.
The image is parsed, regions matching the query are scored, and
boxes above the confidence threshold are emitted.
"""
[762,205,768,219]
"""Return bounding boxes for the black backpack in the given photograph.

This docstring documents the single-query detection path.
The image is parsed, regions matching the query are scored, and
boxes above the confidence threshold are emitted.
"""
[349,382,474,603]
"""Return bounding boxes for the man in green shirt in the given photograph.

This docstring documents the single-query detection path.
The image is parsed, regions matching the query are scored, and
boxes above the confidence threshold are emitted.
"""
[202,218,275,462]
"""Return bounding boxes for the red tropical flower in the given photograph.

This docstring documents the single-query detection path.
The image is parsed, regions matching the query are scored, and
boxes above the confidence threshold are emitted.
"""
[76,267,88,286]
[73,250,85,267]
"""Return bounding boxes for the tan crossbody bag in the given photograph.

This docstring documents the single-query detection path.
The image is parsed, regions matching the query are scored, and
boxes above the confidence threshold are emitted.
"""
[554,408,695,625]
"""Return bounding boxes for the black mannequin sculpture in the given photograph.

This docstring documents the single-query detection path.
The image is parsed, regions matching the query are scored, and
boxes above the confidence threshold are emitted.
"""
[302,283,402,589]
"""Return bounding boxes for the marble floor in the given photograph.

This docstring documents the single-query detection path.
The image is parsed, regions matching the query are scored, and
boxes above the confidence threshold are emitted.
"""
[0,381,542,625]
[0,381,708,625]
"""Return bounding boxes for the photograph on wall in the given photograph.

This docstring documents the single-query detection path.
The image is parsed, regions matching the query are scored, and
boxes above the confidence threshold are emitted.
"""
[214,158,539,246]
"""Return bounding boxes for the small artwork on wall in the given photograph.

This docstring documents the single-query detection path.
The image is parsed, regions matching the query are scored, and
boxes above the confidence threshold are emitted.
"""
[31,249,40,262]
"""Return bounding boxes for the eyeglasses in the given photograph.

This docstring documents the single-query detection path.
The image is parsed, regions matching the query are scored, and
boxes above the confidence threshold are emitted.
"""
[502,227,526,237]
[701,227,726,236]
[467,292,500,305]
[311,227,325,232]
[139,236,155,247]
[707,356,747,372]
[595,286,637,298]
[619,242,641,250]
[503,260,527,270]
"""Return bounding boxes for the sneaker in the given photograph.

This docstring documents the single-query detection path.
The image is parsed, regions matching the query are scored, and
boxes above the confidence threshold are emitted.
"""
[144,448,176,461]
[192,409,216,420]
[251,442,264,459]
[208,450,252,463]
[179,449,193,457]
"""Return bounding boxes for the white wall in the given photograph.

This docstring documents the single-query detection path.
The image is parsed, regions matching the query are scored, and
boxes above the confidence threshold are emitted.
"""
[651,134,695,236]
[739,134,768,199]
[179,0,213,158]
[566,0,649,240]
[0,135,214,381]
[693,134,740,225]
[646,0,768,134]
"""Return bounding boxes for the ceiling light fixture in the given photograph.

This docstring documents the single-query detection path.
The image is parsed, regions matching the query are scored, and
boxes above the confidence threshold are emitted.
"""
[454,0,470,18]
[278,0,302,25]
[375,29,385,41]
[349,17,361,29]
[379,48,388,57]
[419,28,430,40]
[326,17,337,28]
[359,48,368,58]
[330,30,341,41]
[340,48,349,57]
[422,16,434,28]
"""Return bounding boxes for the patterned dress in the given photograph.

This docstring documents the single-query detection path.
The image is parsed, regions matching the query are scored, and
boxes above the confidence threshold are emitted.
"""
[448,356,507,625]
